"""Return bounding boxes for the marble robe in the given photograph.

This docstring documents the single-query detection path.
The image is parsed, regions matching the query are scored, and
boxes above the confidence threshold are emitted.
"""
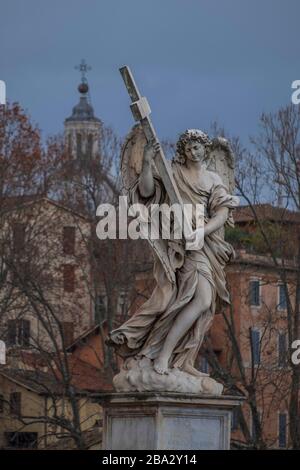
[108,161,239,371]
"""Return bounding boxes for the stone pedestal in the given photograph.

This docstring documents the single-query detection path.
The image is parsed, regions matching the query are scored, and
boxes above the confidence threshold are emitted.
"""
[100,392,243,450]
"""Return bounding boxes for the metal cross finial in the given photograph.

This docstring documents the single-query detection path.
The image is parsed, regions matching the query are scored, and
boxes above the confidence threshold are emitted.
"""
[75,59,92,83]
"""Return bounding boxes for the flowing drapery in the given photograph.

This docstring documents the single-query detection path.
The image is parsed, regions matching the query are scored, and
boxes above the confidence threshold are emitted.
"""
[108,161,239,369]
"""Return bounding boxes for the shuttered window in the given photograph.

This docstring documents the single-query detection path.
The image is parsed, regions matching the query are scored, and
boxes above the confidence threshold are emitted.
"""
[63,265,75,292]
[61,322,74,346]
[250,280,260,306]
[63,227,75,255]
[7,320,30,347]
[278,333,286,367]
[251,329,260,365]
[279,413,287,448]
[9,392,21,416]
[278,285,287,310]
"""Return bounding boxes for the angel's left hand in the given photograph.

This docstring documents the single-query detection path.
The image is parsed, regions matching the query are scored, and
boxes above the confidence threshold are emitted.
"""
[185,228,204,251]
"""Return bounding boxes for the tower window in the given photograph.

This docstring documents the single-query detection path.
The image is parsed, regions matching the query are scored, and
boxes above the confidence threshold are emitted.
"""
[87,134,93,159]
[67,134,72,156]
[76,133,82,159]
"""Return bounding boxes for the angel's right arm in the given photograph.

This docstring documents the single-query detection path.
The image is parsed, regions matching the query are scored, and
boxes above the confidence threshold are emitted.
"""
[138,141,159,198]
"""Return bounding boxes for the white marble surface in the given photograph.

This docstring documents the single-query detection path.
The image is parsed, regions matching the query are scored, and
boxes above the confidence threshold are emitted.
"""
[101,392,243,450]
[113,357,223,395]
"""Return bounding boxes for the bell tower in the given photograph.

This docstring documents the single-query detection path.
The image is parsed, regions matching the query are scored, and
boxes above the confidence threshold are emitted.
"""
[64,60,101,161]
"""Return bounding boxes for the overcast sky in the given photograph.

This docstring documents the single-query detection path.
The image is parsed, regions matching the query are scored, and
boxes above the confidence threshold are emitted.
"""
[1,0,299,145]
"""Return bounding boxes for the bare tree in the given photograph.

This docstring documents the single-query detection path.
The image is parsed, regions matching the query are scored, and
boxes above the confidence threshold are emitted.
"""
[204,106,300,448]
[0,102,154,448]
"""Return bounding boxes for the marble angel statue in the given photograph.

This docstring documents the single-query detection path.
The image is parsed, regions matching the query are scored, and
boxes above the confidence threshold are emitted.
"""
[106,126,239,395]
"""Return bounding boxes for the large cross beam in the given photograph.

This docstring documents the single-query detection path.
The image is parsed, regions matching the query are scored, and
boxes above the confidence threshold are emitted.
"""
[119,65,193,239]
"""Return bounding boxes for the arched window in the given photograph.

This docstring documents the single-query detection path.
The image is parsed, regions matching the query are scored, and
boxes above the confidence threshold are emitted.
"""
[76,133,82,159]
[87,134,93,159]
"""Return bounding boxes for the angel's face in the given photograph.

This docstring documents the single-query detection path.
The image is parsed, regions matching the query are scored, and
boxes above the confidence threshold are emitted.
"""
[184,141,206,163]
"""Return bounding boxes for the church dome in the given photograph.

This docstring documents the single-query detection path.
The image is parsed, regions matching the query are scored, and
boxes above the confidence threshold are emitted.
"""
[65,95,100,123]
[64,62,102,161]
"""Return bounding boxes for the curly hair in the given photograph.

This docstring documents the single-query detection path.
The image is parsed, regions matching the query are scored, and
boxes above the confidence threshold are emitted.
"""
[173,129,212,165]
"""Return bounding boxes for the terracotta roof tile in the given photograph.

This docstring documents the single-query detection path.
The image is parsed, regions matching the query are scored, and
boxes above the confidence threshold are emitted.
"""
[234,204,300,224]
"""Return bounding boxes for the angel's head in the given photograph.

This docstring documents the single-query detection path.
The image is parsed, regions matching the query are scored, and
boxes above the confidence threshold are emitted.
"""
[174,129,212,165]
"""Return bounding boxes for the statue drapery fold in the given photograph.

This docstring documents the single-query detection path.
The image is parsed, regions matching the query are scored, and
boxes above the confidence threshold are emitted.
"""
[108,160,239,370]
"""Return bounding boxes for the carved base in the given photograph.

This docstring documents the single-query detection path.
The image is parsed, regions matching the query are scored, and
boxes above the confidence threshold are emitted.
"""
[100,392,243,450]
[113,357,223,395]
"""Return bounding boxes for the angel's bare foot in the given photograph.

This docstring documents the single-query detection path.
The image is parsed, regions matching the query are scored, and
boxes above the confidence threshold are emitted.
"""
[153,356,169,375]
[183,364,209,377]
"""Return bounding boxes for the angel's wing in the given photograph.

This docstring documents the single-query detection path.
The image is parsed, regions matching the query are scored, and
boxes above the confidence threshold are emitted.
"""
[120,124,148,193]
[206,137,235,193]
[120,125,176,284]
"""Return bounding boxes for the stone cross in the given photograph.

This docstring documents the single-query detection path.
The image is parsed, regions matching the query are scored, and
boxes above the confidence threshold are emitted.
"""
[119,65,193,238]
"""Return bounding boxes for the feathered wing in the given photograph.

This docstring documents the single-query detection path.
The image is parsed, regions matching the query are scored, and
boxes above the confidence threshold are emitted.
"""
[206,137,235,193]
[206,137,237,239]
[120,124,146,194]
[120,125,176,284]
